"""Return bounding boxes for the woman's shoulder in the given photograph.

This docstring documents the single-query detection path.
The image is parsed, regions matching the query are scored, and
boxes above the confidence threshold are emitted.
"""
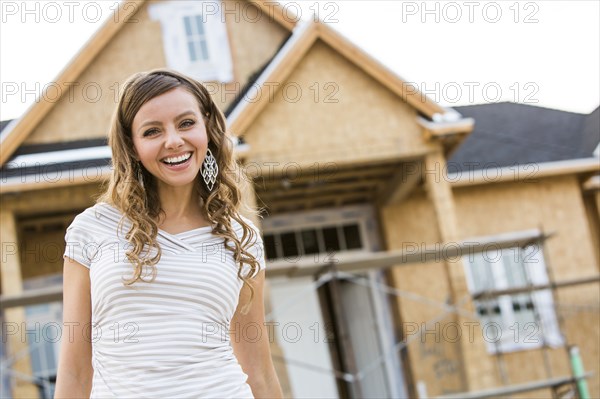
[68,201,124,231]
[232,214,262,236]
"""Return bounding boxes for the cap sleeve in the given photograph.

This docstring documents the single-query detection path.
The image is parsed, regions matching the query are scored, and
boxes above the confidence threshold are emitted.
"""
[63,214,100,269]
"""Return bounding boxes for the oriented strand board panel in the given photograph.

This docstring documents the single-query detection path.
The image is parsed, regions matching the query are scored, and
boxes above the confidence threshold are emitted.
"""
[24,0,288,145]
[453,176,600,397]
[455,176,597,279]
[380,193,476,396]
[380,176,600,397]
[243,39,429,168]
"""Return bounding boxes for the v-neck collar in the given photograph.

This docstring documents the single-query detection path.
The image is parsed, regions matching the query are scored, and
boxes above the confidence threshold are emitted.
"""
[95,202,217,253]
[159,225,213,237]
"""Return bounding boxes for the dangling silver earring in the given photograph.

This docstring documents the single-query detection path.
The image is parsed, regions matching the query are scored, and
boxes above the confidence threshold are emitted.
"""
[202,148,218,191]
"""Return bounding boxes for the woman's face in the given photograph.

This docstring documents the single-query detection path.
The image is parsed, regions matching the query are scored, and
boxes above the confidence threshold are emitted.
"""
[131,87,209,191]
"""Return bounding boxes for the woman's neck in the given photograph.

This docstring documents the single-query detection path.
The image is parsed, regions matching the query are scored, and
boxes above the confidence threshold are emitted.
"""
[156,183,203,222]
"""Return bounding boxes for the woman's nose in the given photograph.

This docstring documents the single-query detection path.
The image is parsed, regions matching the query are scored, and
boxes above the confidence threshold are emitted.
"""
[164,127,184,149]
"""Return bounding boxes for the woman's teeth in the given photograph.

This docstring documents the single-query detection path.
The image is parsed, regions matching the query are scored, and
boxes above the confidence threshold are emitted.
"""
[163,152,192,165]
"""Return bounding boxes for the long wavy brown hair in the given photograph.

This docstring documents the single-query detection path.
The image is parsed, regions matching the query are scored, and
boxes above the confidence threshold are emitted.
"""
[98,68,261,314]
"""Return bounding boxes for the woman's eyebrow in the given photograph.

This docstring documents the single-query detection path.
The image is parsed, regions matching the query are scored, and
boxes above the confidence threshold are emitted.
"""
[137,110,197,130]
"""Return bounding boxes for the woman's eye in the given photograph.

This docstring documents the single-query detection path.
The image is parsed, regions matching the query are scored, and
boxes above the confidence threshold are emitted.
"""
[143,128,159,137]
[181,119,195,128]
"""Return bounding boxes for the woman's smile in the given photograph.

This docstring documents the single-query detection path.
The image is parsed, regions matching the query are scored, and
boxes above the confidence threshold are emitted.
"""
[160,151,194,171]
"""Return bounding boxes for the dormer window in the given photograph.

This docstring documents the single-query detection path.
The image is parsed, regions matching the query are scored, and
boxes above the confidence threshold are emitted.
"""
[149,2,233,83]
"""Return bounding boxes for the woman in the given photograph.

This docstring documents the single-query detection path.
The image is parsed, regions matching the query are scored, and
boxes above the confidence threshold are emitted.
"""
[54,69,283,398]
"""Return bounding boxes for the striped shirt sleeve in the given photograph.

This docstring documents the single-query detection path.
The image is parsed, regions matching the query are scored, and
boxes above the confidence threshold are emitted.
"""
[63,215,98,269]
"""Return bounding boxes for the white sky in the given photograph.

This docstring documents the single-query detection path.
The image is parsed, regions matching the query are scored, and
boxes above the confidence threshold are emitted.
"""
[0,0,598,122]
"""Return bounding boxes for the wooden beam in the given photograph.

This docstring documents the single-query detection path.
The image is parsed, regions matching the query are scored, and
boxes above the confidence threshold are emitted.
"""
[0,230,548,307]
[0,166,111,194]
[258,180,379,201]
[473,275,600,300]
[376,160,423,206]
[258,191,372,211]
[253,165,395,188]
[435,373,593,399]
[0,210,38,397]
[1,211,23,297]
[1,184,99,215]
[264,229,547,278]
[582,174,600,191]
[0,285,63,310]
[423,147,468,391]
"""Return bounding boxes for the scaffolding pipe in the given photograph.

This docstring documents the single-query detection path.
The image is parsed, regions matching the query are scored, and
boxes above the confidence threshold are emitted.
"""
[569,346,590,399]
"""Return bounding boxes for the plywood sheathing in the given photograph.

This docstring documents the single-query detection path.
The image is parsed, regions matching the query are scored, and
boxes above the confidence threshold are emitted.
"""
[454,175,600,396]
[243,39,429,168]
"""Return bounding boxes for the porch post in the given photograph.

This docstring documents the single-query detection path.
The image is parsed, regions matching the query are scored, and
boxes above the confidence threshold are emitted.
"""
[0,209,40,398]
[423,147,469,393]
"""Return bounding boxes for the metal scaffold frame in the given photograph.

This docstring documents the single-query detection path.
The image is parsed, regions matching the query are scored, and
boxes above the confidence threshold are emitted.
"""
[1,229,598,398]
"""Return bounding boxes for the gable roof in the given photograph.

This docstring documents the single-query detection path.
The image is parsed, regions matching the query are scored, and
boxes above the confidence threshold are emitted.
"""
[0,0,295,166]
[227,19,451,135]
[449,102,600,172]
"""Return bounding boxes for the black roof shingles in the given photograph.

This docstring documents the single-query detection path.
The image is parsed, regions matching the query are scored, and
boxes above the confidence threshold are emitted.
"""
[449,102,600,172]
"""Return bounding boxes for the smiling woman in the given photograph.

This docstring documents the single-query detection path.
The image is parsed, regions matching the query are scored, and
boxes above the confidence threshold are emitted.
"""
[53,69,283,399]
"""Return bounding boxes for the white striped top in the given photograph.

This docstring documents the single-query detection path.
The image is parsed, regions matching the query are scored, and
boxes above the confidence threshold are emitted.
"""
[63,202,265,398]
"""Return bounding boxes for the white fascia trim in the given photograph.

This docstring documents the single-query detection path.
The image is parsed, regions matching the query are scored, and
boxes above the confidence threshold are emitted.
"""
[417,115,475,132]
[1,164,112,194]
[431,107,464,123]
[448,157,600,187]
[226,19,313,131]
[5,146,112,169]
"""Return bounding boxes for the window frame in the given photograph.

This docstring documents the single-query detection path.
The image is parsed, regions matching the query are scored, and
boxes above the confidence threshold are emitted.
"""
[182,14,211,64]
[463,239,564,354]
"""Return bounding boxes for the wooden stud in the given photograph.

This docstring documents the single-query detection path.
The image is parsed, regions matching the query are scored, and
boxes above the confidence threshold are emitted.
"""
[376,160,423,207]
[0,210,39,397]
[423,147,469,391]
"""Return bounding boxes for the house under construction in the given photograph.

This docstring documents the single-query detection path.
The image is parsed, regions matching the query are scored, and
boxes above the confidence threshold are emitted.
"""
[1,1,599,398]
